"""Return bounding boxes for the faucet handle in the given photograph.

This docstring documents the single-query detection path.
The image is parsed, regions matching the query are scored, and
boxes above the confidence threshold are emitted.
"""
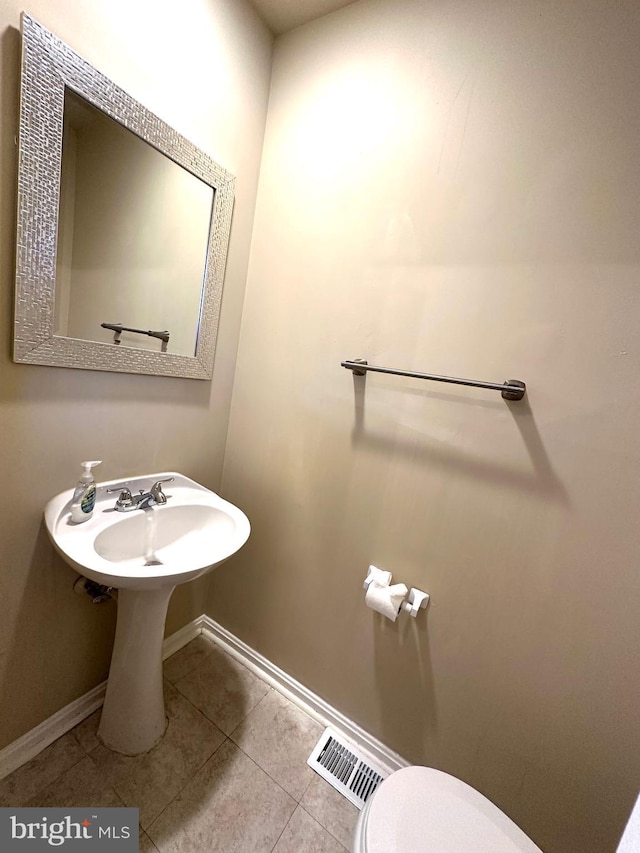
[105,485,134,508]
[106,483,129,494]
[150,478,174,504]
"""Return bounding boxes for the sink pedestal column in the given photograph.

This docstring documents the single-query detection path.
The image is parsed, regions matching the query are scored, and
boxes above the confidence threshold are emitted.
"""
[98,586,174,755]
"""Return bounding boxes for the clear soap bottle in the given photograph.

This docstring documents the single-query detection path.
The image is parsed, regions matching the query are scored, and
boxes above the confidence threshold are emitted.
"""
[70,460,102,523]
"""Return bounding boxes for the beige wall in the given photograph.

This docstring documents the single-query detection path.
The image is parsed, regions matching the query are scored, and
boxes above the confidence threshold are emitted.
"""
[0,0,272,747]
[215,1,640,851]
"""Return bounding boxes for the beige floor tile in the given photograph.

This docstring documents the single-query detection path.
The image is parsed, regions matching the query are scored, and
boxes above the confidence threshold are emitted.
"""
[71,708,101,754]
[173,642,270,735]
[231,689,323,801]
[87,681,225,828]
[25,755,125,808]
[274,806,349,852]
[300,774,359,850]
[27,757,159,853]
[0,732,86,807]
[163,635,214,684]
[147,739,296,853]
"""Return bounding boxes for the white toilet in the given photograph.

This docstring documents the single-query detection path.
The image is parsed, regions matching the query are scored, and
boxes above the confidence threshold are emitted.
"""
[352,766,542,852]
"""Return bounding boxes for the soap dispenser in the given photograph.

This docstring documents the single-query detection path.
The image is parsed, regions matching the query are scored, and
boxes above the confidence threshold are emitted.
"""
[70,460,102,524]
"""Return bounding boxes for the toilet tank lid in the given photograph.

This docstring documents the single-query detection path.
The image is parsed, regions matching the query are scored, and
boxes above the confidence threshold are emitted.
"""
[366,767,542,853]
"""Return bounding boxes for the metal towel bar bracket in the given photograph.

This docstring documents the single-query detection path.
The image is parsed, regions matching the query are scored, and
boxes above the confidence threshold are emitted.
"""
[341,359,526,401]
[101,323,170,353]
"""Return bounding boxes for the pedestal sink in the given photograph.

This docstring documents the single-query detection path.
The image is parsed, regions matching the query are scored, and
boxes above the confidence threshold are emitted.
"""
[44,472,250,755]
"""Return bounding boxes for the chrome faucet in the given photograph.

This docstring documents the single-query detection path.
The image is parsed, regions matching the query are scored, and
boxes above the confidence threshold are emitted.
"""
[107,478,174,512]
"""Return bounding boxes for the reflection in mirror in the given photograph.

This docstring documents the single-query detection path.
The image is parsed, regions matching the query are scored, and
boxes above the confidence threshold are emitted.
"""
[56,91,214,357]
[14,14,235,379]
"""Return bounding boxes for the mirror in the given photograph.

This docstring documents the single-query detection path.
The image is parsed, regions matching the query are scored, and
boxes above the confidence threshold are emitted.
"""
[57,90,215,358]
[14,14,235,379]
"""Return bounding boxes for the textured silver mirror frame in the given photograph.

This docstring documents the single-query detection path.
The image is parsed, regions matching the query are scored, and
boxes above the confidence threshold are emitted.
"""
[14,14,235,380]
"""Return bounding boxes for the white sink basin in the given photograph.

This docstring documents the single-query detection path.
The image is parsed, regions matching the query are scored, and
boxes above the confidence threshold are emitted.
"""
[44,472,250,590]
[44,472,250,756]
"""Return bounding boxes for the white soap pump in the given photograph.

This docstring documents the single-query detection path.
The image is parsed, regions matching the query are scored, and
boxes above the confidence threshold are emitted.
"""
[70,460,102,524]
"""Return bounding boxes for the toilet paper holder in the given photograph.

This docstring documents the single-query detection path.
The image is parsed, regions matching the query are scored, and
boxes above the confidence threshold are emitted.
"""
[363,566,429,618]
[400,587,430,617]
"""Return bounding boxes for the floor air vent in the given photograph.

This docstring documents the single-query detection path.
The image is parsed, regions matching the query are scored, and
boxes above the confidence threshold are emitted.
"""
[307,727,388,809]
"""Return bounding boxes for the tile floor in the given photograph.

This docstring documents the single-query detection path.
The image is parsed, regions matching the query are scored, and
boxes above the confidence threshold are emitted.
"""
[0,635,359,852]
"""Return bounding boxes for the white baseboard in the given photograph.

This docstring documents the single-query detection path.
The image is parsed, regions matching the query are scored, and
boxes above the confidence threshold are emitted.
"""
[199,615,409,775]
[0,682,107,782]
[0,614,407,781]
[161,619,202,660]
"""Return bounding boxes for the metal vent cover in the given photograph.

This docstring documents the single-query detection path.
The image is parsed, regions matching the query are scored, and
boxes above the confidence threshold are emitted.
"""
[307,727,388,809]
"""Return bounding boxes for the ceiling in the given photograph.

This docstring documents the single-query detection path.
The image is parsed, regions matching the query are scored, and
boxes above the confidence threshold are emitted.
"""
[248,0,359,35]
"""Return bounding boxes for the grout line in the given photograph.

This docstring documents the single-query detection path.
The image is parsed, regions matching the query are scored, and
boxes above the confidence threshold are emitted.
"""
[297,802,352,851]
[144,734,230,839]
[226,684,274,741]
[140,830,161,853]
[165,655,317,809]
[297,767,315,803]
[69,718,101,757]
[19,752,89,809]
[268,803,296,852]
[163,637,215,687]
[167,677,233,740]
[234,740,303,806]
